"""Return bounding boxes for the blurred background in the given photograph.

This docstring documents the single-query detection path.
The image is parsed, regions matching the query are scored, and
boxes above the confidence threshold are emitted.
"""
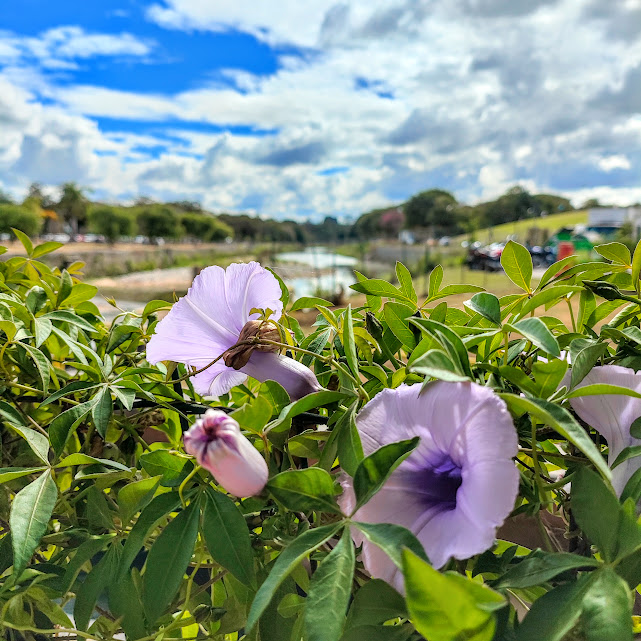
[0,0,639,315]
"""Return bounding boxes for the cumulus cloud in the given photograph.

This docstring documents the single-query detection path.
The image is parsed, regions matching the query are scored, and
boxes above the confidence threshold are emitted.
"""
[0,0,640,217]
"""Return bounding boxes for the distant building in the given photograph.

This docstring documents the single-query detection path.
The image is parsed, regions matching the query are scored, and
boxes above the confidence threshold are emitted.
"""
[587,207,641,228]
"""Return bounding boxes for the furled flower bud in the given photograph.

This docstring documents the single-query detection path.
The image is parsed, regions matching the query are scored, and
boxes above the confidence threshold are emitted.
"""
[223,320,282,370]
[183,409,268,497]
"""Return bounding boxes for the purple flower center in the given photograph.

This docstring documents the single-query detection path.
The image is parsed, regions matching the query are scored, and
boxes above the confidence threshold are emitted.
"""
[413,455,462,511]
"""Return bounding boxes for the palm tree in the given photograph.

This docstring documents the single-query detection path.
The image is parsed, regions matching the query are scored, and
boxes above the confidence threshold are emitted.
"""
[57,183,87,235]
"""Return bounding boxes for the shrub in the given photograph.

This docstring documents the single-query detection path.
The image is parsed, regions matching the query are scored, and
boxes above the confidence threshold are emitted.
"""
[0,203,42,237]
[137,205,182,239]
[88,205,134,243]
[180,213,233,242]
[0,236,640,641]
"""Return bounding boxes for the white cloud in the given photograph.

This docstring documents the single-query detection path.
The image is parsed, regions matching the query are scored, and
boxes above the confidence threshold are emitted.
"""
[598,155,631,171]
[1,0,641,217]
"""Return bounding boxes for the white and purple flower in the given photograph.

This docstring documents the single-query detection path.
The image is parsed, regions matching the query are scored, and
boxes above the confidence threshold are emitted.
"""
[184,409,268,497]
[339,382,519,589]
[146,261,322,399]
[566,364,641,496]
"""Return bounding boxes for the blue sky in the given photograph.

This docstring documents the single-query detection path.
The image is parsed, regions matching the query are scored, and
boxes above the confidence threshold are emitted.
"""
[0,0,639,219]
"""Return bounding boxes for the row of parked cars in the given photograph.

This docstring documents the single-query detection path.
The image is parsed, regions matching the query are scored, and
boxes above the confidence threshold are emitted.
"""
[465,241,556,271]
[36,234,165,245]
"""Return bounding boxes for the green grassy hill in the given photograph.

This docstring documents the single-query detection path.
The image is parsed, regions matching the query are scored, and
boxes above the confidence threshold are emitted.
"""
[457,210,588,244]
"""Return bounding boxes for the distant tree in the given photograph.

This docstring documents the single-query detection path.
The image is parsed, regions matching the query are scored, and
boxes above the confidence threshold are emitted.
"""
[353,208,386,239]
[534,194,573,214]
[404,189,459,235]
[181,213,233,242]
[88,206,133,244]
[378,208,405,238]
[581,198,601,209]
[0,204,42,237]
[135,196,156,207]
[482,186,541,227]
[57,183,88,235]
[0,190,13,205]
[137,206,182,240]
[26,182,55,209]
[170,201,203,213]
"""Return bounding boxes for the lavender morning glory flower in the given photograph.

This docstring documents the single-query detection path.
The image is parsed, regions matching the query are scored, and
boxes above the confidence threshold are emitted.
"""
[339,382,519,589]
[566,365,641,496]
[146,262,321,399]
[184,409,268,497]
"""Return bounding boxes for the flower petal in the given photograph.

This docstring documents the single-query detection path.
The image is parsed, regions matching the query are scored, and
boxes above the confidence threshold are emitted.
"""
[567,365,641,493]
[240,351,322,401]
[223,262,283,328]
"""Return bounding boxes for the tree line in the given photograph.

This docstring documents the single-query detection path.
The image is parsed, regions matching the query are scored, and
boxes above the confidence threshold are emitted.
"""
[0,181,621,243]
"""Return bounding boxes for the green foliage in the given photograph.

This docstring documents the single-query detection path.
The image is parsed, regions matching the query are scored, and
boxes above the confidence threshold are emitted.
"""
[88,205,133,242]
[0,204,42,237]
[180,212,233,241]
[1,239,641,641]
[137,205,183,239]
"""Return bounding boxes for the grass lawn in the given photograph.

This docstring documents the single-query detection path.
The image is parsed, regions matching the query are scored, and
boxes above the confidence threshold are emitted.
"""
[455,210,589,245]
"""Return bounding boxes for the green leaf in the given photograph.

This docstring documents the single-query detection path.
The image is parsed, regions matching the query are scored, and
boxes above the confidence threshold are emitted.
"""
[354,522,428,570]
[531,359,568,399]
[267,391,351,433]
[335,402,364,476]
[580,567,633,641]
[55,453,129,470]
[499,394,611,480]
[493,551,600,589]
[246,523,342,632]
[395,262,417,303]
[142,299,171,318]
[42,310,97,334]
[427,265,443,300]
[91,386,113,438]
[7,423,49,464]
[74,543,120,631]
[352,437,419,510]
[108,567,147,641]
[519,285,582,317]
[595,242,631,265]
[621,468,641,505]
[12,228,33,255]
[18,343,50,393]
[340,624,414,641]
[290,296,334,312]
[403,548,504,641]
[49,399,96,455]
[343,305,359,378]
[10,470,58,577]
[501,240,533,293]
[119,492,182,576]
[632,238,641,287]
[350,278,407,301]
[25,286,47,314]
[56,269,73,306]
[41,380,99,406]
[139,450,187,486]
[117,476,161,524]
[383,301,417,349]
[32,240,64,258]
[0,467,46,483]
[34,317,52,347]
[537,254,578,289]
[611,445,641,469]
[465,292,501,325]
[267,468,340,513]
[142,501,199,623]
[565,383,641,402]
[508,317,560,356]
[63,283,98,307]
[410,349,470,382]
[571,466,641,562]
[431,284,485,301]
[202,487,256,587]
[515,574,591,641]
[570,340,608,387]
[304,529,355,641]
[60,535,114,594]
[345,579,407,630]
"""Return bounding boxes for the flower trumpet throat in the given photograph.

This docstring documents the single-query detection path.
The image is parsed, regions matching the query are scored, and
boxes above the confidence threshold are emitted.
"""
[223,319,283,370]
[183,409,268,498]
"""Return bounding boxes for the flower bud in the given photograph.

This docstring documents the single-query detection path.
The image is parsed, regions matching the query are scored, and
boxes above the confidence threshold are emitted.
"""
[224,320,282,370]
[183,409,268,497]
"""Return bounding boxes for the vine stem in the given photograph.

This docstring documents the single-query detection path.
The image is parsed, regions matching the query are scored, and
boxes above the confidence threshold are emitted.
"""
[178,465,201,508]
